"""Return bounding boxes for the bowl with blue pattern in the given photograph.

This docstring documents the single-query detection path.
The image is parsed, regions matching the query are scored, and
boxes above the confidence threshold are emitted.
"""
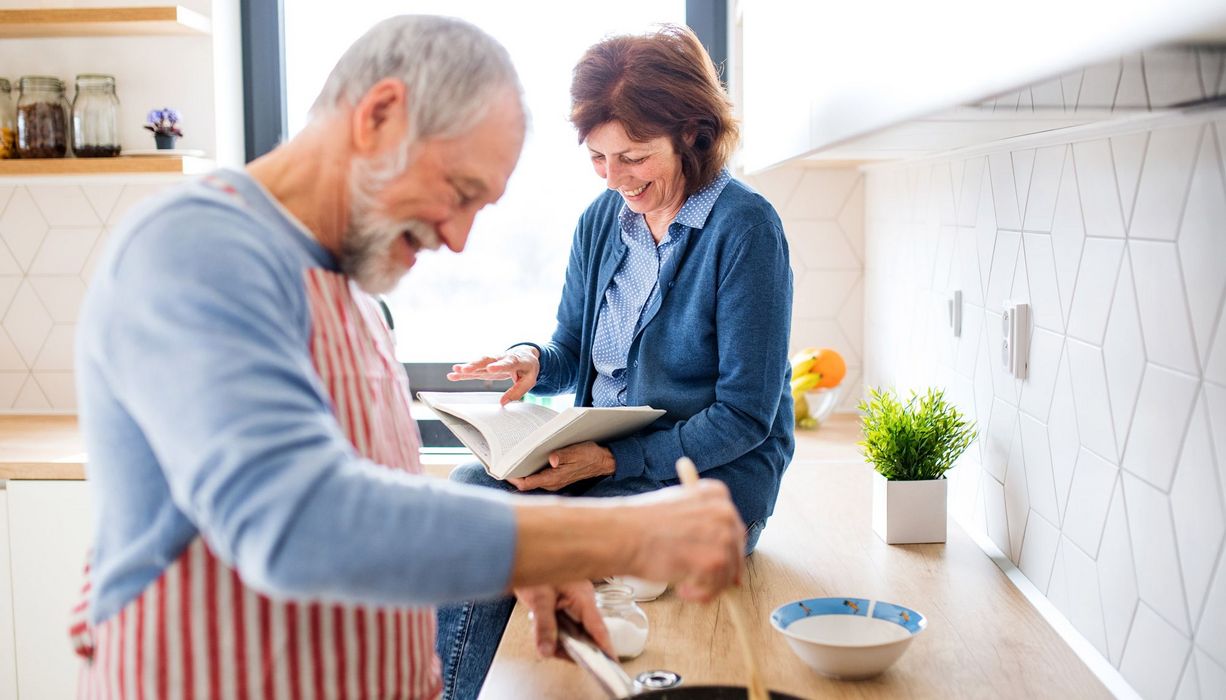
[770,597,926,680]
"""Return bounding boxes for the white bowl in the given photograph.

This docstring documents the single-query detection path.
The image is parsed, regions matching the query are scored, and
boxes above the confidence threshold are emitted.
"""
[770,597,926,680]
[605,576,668,601]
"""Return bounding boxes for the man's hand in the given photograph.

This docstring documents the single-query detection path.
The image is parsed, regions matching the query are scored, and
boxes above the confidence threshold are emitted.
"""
[625,480,747,602]
[447,345,540,405]
[515,581,612,660]
[508,442,615,492]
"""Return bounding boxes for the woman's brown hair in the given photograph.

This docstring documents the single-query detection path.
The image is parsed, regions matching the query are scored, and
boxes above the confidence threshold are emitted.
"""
[569,24,739,198]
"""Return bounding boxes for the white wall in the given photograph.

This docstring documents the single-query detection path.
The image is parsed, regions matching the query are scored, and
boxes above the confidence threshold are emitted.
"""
[741,165,866,413]
[0,0,241,413]
[863,108,1226,699]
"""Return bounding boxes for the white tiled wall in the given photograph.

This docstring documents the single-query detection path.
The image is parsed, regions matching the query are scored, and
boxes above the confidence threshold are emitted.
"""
[0,180,173,412]
[863,109,1226,699]
[741,166,865,412]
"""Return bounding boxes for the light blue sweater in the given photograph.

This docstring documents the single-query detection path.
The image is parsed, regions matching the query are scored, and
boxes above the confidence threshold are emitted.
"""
[76,170,517,624]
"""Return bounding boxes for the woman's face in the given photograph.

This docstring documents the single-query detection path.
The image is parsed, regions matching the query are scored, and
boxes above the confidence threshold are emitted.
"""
[586,121,686,222]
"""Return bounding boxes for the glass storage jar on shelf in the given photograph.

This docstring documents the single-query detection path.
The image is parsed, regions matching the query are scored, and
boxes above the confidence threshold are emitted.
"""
[16,76,69,158]
[595,583,649,660]
[71,74,120,157]
[0,79,14,158]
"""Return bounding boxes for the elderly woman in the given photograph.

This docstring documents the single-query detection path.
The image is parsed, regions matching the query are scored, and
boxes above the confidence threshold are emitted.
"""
[436,24,794,698]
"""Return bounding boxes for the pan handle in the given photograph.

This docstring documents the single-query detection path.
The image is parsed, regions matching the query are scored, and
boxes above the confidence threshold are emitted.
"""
[555,612,638,699]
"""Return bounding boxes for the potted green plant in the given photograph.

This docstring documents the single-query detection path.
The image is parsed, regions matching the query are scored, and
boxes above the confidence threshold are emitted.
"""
[858,387,977,544]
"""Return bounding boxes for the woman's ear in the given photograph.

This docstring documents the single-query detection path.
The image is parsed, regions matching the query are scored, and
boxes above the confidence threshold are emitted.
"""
[351,78,410,156]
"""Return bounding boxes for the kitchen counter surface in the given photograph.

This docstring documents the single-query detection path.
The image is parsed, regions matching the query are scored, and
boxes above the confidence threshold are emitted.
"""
[0,415,85,480]
[480,414,1110,699]
[0,413,463,480]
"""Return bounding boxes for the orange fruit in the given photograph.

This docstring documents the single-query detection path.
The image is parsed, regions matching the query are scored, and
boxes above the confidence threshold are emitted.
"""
[812,348,846,388]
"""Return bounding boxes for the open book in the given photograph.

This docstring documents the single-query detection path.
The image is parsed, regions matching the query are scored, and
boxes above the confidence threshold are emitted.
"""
[417,392,665,480]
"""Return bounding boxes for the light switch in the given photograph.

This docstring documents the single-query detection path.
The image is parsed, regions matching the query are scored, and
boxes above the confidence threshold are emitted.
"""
[1001,301,1029,379]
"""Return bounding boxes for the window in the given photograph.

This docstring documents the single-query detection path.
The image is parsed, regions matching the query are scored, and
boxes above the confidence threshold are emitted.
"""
[281,1,690,362]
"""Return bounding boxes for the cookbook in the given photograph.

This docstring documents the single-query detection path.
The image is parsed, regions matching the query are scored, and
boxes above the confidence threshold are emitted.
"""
[416,392,664,480]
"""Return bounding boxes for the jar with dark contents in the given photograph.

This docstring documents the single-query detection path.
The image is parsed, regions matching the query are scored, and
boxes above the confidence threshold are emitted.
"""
[16,76,69,158]
[72,74,120,157]
[0,79,14,158]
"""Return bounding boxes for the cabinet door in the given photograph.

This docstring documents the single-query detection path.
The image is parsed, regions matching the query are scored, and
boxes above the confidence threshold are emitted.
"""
[0,490,19,699]
[741,1,817,172]
[8,480,92,700]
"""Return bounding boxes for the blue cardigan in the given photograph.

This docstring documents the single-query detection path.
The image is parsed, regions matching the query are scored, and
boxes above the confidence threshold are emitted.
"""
[528,179,795,525]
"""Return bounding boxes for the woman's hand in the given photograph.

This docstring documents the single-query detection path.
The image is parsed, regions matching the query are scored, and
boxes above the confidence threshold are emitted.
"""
[507,442,616,492]
[516,580,612,659]
[447,345,540,405]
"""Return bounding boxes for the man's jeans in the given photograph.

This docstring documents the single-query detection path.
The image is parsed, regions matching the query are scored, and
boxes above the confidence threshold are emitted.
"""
[434,462,766,700]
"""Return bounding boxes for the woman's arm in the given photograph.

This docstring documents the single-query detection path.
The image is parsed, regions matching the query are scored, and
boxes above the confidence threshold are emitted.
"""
[607,220,793,482]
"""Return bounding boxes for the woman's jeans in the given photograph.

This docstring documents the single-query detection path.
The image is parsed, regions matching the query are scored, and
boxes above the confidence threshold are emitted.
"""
[435,462,766,700]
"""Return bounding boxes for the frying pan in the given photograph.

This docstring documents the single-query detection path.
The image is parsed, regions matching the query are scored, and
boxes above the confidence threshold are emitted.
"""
[556,613,809,700]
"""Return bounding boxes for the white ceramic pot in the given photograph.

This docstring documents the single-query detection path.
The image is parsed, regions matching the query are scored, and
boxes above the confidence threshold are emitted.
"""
[871,472,947,544]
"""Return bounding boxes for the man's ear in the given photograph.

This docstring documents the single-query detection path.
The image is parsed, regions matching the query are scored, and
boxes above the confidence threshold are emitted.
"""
[351,78,409,156]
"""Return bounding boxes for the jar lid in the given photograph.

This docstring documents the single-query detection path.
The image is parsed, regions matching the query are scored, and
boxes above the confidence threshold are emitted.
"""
[18,75,64,91]
[75,73,116,87]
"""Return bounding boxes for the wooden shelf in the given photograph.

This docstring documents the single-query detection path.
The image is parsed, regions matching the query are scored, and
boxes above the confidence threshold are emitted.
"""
[0,6,210,38]
[0,156,213,175]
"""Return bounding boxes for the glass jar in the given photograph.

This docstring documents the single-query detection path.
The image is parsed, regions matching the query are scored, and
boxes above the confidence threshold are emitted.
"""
[0,79,15,159]
[596,583,649,660]
[71,74,120,157]
[15,76,69,158]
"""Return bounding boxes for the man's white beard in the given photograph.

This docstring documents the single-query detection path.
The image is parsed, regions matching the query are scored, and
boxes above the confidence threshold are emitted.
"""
[341,147,427,295]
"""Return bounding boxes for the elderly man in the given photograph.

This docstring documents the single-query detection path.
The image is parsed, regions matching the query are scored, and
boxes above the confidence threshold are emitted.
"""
[73,15,744,698]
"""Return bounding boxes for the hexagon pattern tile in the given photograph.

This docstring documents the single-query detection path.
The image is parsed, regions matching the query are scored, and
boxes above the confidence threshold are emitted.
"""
[1120,603,1193,700]
[1102,258,1145,446]
[1121,363,1198,491]
[745,165,864,412]
[1066,238,1124,345]
[1132,240,1200,374]
[1170,396,1225,626]
[1130,123,1202,240]
[0,182,174,413]
[1124,472,1192,635]
[863,108,1226,699]
[1097,482,1138,665]
[1178,126,1226,364]
[1019,412,1059,525]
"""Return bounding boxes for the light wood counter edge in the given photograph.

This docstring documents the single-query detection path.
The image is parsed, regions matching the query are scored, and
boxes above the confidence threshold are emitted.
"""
[0,463,87,481]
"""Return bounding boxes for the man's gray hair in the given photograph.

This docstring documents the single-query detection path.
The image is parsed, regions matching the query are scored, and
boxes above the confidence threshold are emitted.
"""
[311,14,523,143]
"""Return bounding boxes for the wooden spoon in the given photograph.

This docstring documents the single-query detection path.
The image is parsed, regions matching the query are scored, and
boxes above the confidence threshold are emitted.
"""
[675,457,770,700]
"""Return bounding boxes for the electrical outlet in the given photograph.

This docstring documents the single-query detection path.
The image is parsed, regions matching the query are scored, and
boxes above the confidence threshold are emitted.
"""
[947,290,962,337]
[1001,302,1029,379]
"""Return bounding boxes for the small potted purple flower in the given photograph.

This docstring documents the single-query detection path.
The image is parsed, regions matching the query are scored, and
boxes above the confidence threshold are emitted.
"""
[144,107,183,150]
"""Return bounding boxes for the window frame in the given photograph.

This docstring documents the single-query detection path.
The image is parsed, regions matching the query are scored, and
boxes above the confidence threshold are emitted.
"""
[240,2,728,431]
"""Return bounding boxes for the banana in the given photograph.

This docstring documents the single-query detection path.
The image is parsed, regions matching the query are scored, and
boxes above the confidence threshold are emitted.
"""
[790,373,823,396]
[790,347,820,377]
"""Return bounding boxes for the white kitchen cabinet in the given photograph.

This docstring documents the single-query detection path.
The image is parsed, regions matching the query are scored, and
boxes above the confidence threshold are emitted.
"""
[6,480,92,700]
[0,490,19,700]
[739,0,1226,172]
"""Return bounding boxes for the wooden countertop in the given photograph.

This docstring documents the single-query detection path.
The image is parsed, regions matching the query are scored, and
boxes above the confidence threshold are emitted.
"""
[0,413,462,480]
[481,415,1110,699]
[0,415,85,480]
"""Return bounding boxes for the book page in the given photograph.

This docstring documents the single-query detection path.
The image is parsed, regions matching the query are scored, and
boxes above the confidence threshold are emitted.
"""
[499,406,666,479]
[418,392,557,465]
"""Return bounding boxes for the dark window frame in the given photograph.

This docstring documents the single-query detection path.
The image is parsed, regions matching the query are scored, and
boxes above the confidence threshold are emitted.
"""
[243,2,726,446]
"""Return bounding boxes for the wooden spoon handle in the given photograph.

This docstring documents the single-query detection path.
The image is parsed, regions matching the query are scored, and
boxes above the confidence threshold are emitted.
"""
[674,458,769,700]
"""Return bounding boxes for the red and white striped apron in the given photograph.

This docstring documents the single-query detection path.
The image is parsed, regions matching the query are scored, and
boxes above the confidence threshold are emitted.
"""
[73,261,441,699]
